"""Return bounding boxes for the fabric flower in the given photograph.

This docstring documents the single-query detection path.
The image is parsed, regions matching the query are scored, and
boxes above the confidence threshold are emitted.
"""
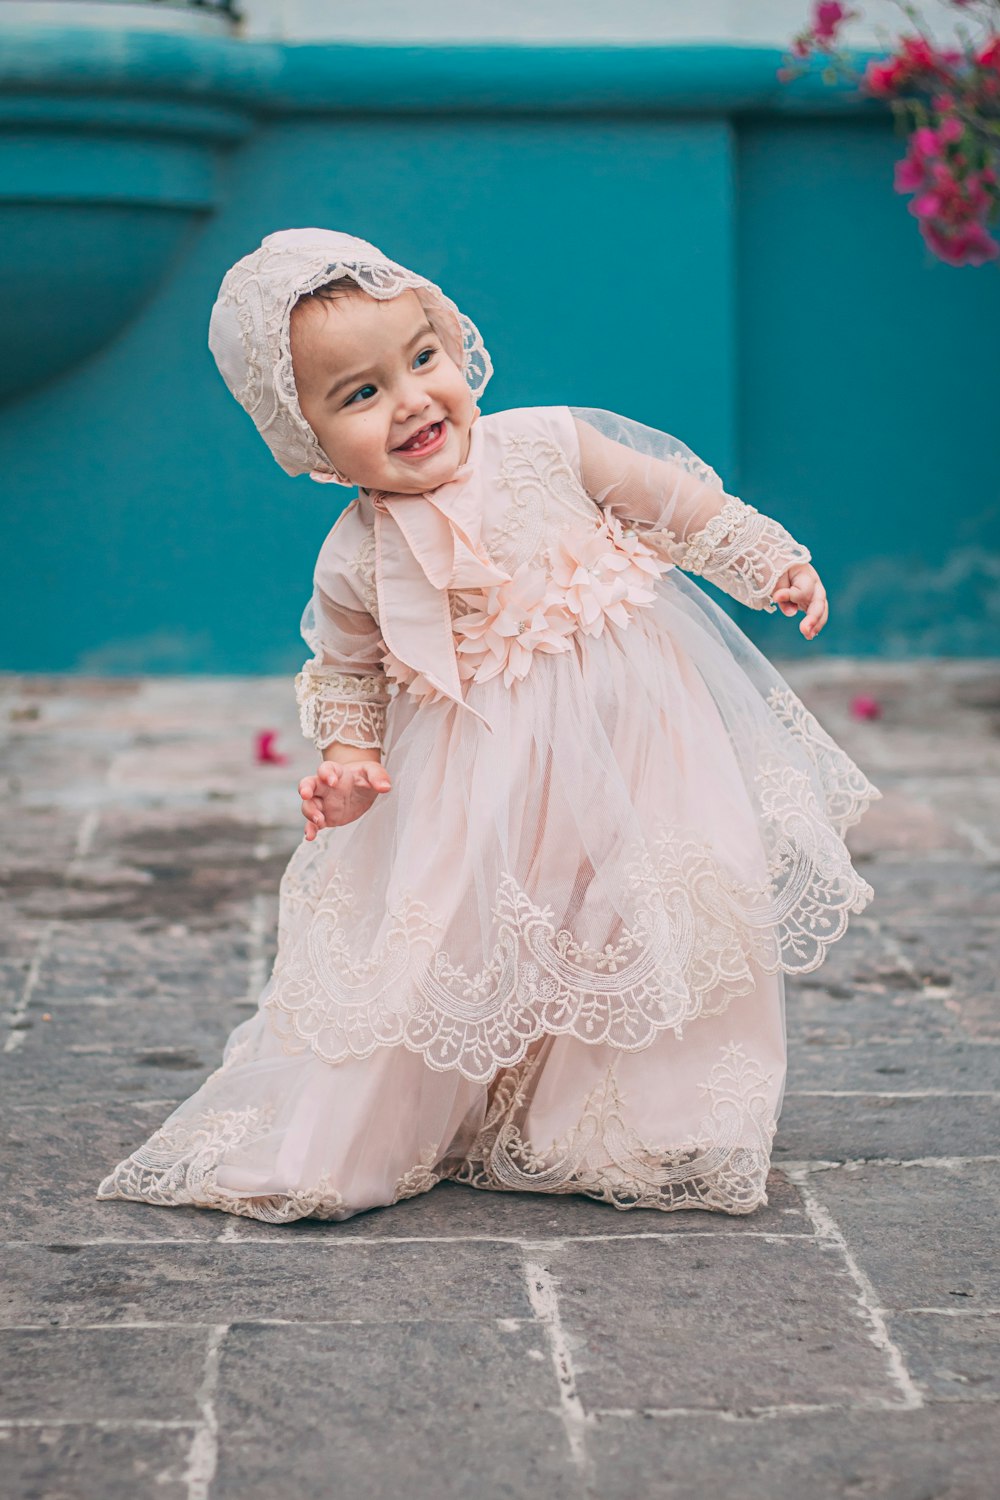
[380,646,452,705]
[385,513,670,700]
[452,563,577,688]
[549,511,670,638]
[601,510,674,589]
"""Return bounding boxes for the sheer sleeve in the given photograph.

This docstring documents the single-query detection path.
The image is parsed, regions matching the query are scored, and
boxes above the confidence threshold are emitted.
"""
[294,573,391,755]
[568,407,812,613]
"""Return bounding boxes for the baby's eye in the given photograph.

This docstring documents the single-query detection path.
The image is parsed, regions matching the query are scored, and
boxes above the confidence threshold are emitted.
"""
[343,347,437,406]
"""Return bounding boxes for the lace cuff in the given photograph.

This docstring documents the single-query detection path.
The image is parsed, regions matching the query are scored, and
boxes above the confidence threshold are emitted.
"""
[294,664,390,752]
[651,494,813,612]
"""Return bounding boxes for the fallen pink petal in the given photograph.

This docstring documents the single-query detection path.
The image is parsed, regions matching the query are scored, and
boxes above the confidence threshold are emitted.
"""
[254,729,290,764]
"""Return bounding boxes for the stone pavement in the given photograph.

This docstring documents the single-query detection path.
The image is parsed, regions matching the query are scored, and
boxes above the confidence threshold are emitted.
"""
[1,660,998,1499]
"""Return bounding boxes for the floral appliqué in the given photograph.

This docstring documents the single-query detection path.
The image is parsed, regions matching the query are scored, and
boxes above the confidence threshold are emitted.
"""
[383,510,670,697]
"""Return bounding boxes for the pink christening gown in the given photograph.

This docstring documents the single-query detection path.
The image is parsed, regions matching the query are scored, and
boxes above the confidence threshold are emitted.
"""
[97,404,881,1222]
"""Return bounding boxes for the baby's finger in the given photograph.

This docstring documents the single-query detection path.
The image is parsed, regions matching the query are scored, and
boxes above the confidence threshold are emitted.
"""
[772,587,802,616]
[319,761,342,788]
[802,597,828,638]
[805,583,827,622]
[300,796,324,825]
[361,766,392,792]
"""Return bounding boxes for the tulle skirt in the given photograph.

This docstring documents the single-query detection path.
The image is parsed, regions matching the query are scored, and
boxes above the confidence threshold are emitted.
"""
[97,568,880,1222]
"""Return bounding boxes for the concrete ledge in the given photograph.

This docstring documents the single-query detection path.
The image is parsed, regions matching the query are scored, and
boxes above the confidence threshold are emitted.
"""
[0,25,885,116]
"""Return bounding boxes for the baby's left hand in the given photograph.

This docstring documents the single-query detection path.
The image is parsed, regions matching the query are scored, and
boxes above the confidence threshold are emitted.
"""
[771,563,828,640]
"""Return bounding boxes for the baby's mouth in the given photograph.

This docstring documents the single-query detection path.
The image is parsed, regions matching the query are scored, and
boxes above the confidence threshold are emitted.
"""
[395,420,446,454]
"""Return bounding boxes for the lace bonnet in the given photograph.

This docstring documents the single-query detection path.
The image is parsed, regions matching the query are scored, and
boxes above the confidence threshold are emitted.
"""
[207,227,494,480]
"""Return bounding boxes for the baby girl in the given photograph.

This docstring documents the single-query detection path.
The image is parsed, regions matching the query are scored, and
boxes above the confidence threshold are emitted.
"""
[96,229,876,1225]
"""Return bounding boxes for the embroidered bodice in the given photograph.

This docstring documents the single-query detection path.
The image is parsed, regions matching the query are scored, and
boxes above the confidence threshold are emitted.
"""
[294,405,812,753]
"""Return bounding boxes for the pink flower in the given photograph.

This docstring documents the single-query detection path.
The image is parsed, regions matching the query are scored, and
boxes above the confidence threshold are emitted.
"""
[864,35,954,98]
[380,647,452,705]
[894,153,926,193]
[938,114,964,146]
[549,512,669,639]
[381,517,673,699]
[899,36,943,74]
[254,729,289,764]
[921,217,1000,266]
[850,695,881,721]
[813,3,852,43]
[865,58,909,96]
[908,190,943,220]
[603,512,673,587]
[977,38,1000,72]
[451,515,671,689]
[913,125,944,159]
[452,563,577,688]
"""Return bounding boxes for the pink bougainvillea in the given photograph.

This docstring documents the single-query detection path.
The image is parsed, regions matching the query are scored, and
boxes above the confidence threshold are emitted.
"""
[254,729,289,764]
[780,1,1000,267]
[850,693,883,720]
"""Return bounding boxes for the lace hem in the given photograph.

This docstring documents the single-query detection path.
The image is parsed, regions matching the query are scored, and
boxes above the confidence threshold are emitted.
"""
[95,1102,350,1223]
[766,684,880,835]
[264,788,876,1086]
[294,664,389,751]
[444,1039,776,1214]
[649,494,813,612]
[95,1036,777,1222]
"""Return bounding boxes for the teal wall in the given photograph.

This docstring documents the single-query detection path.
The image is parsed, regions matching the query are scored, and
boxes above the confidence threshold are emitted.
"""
[1,28,997,672]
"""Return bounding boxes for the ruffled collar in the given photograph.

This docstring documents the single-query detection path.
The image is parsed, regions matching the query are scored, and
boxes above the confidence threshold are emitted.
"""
[354,414,512,732]
[362,408,480,504]
[357,412,493,580]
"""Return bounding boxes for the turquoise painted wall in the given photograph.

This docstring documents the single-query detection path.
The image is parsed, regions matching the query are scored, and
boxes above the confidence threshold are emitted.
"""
[1,28,997,672]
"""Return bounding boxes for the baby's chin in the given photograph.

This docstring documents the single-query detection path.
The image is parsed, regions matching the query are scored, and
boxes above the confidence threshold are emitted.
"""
[387,465,461,493]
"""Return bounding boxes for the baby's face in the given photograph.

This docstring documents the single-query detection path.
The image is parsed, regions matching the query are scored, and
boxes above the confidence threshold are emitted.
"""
[290,287,475,493]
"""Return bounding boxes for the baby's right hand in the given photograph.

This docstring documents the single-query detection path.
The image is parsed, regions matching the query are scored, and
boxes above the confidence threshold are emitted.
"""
[298,759,392,839]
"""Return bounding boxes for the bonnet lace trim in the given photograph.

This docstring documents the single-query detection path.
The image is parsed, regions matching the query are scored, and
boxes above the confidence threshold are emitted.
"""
[214,239,492,477]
